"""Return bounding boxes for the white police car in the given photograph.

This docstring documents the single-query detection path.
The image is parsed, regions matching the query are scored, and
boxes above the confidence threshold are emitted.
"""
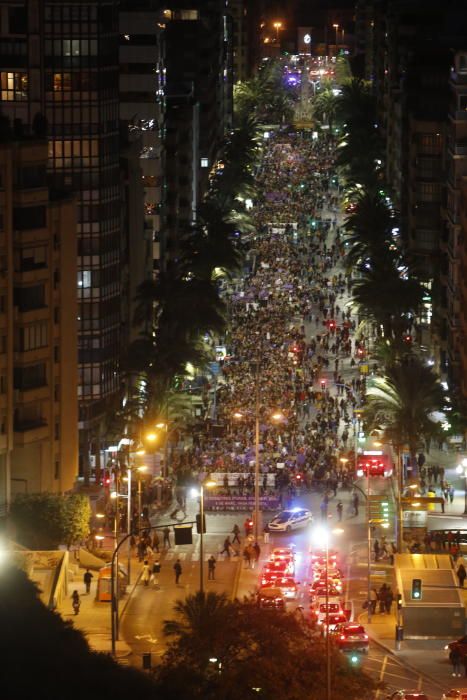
[267,508,313,532]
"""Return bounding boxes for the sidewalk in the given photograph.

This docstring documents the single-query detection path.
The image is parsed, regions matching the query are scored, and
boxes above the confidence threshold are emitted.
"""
[359,607,462,687]
[57,550,143,659]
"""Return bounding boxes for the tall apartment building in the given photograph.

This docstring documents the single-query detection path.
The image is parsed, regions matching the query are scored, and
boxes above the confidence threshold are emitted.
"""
[0,136,78,509]
[0,1,124,471]
[445,51,467,392]
[364,3,455,364]
[119,0,166,282]
[229,0,249,83]
[163,0,233,237]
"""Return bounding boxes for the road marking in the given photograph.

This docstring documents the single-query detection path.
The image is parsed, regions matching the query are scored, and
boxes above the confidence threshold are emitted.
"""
[178,552,187,561]
[165,552,174,561]
[374,655,387,699]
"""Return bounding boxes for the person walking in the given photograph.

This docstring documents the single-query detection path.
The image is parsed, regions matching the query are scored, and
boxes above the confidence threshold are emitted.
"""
[163,526,171,549]
[71,590,80,615]
[208,555,216,581]
[457,563,467,588]
[369,588,378,615]
[352,491,359,517]
[253,541,261,565]
[378,584,387,614]
[336,500,343,522]
[152,531,160,553]
[174,559,182,585]
[151,558,161,587]
[450,646,463,677]
[243,545,251,569]
[232,524,241,545]
[374,539,380,562]
[384,586,394,614]
[320,498,328,521]
[141,560,151,587]
[83,569,93,594]
[220,536,232,559]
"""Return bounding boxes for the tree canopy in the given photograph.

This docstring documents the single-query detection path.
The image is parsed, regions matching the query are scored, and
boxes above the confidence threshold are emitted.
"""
[154,591,378,700]
[0,566,156,699]
[10,492,91,550]
[365,356,445,463]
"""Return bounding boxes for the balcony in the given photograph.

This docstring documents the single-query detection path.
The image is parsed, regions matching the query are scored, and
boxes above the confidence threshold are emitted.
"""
[14,418,48,445]
[450,110,467,121]
[451,71,467,85]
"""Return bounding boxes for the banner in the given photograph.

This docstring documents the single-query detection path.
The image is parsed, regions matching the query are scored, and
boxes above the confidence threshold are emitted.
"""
[204,495,281,511]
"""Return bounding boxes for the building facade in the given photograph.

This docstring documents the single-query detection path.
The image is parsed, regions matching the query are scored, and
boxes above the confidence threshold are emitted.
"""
[0,1,124,473]
[0,136,78,509]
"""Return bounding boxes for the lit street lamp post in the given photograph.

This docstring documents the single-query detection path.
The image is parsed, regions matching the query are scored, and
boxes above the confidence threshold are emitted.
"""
[273,21,283,42]
[233,405,284,543]
[333,23,339,52]
[191,480,216,594]
[456,458,467,515]
[312,526,343,700]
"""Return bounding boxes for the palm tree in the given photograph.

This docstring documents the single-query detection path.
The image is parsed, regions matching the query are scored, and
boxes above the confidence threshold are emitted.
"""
[343,189,396,269]
[313,88,338,130]
[234,60,295,125]
[336,77,377,131]
[335,78,383,186]
[365,357,445,473]
[164,591,234,670]
[351,257,424,340]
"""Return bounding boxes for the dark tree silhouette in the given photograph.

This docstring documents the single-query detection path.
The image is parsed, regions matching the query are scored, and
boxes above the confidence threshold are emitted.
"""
[0,566,156,699]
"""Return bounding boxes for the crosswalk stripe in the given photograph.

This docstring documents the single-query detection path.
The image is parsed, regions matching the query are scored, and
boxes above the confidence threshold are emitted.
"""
[165,552,174,560]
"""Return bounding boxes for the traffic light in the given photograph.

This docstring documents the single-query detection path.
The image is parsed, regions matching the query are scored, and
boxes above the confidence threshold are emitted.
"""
[411,578,422,600]
[196,513,206,534]
[397,593,402,610]
[320,379,326,391]
[174,524,193,545]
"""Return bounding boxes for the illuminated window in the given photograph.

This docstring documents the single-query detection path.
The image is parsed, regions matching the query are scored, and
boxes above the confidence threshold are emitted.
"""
[201,157,209,168]
[0,72,28,101]
[174,9,198,20]
[53,73,71,91]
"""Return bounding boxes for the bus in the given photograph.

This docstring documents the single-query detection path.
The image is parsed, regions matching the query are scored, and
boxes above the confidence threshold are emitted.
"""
[356,452,393,478]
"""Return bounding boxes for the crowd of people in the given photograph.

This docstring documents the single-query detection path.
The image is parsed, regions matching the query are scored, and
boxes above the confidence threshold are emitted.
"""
[173,130,366,509]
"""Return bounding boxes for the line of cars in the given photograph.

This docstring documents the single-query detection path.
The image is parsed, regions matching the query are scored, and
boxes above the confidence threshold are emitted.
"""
[257,540,370,656]
[308,547,369,654]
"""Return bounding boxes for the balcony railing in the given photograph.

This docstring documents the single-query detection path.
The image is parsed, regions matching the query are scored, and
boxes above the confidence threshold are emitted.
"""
[14,418,47,432]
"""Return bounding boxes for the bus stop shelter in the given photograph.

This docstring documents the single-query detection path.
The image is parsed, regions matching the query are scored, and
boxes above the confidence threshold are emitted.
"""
[394,553,464,638]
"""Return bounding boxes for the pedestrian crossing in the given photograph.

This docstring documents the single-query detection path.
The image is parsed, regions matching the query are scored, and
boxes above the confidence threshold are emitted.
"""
[161,548,237,563]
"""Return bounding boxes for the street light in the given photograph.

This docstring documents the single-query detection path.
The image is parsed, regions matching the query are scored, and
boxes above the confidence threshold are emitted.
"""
[233,408,285,542]
[191,480,216,593]
[456,458,467,515]
[273,21,283,41]
[333,23,339,50]
[311,526,343,700]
